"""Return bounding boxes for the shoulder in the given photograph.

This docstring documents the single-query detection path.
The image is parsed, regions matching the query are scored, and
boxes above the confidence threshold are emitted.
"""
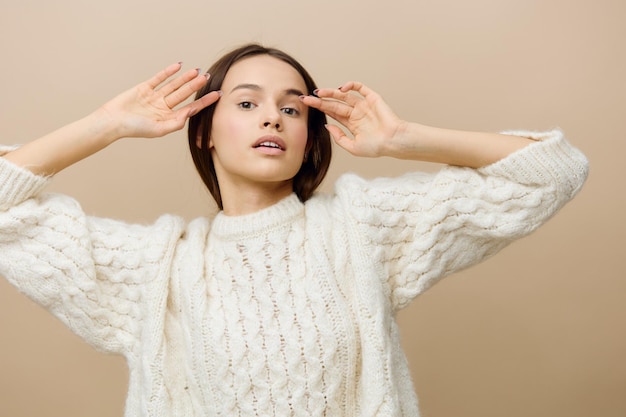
[302,171,433,228]
[330,171,436,219]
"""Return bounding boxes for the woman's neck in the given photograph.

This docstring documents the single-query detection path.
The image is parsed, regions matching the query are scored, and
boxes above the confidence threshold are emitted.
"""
[219,179,294,216]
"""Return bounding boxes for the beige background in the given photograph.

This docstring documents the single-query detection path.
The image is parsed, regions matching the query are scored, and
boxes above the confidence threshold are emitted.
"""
[0,0,624,416]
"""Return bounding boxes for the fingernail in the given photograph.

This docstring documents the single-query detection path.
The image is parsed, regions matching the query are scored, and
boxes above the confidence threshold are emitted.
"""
[313,89,320,96]
[204,73,210,79]
[299,95,306,100]
[216,90,223,97]
[196,68,202,73]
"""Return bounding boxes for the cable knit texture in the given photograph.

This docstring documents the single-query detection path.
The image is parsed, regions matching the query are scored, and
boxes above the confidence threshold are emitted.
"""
[0,130,588,416]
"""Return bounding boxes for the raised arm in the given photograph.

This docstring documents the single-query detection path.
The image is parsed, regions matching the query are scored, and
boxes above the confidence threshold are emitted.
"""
[303,82,589,311]
[3,63,221,176]
[300,81,533,168]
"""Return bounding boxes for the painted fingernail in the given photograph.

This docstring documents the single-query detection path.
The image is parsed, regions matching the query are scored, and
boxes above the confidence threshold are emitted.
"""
[313,89,320,96]
[299,95,306,100]
[216,90,223,97]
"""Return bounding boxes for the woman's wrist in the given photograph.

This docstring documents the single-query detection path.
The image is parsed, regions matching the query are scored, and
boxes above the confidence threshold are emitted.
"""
[86,107,127,146]
[384,122,533,167]
[381,121,432,160]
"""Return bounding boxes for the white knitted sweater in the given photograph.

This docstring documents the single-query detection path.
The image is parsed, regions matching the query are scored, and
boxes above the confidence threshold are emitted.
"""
[0,130,588,416]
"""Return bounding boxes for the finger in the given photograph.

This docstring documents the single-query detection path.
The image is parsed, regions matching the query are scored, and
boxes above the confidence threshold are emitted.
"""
[326,124,357,154]
[158,67,203,97]
[163,73,210,109]
[300,95,352,121]
[299,95,322,109]
[146,62,183,89]
[313,88,362,107]
[148,91,221,137]
[338,81,377,99]
[184,90,222,117]
[150,118,187,137]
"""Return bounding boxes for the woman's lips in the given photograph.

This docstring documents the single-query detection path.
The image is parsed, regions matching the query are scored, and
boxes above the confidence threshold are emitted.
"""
[252,135,286,154]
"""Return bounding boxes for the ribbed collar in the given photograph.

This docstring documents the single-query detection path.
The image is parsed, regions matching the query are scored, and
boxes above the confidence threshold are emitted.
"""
[210,193,304,240]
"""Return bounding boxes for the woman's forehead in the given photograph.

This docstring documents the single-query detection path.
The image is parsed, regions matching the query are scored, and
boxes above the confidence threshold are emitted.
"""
[222,55,307,92]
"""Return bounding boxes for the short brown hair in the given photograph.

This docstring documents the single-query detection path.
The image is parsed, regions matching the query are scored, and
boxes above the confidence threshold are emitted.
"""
[188,44,332,210]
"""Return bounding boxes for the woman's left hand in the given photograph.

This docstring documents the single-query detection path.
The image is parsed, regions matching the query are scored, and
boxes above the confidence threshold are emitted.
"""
[300,82,405,158]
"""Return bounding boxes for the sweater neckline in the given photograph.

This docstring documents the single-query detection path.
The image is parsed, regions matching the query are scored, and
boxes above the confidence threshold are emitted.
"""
[210,193,304,240]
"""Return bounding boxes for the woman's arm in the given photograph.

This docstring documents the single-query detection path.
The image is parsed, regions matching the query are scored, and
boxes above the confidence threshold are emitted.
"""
[301,81,533,167]
[332,127,589,311]
[3,63,220,176]
[0,64,220,352]
[303,81,588,311]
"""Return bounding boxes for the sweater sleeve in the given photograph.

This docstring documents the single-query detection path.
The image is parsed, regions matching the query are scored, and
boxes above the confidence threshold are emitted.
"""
[335,129,589,311]
[0,149,184,354]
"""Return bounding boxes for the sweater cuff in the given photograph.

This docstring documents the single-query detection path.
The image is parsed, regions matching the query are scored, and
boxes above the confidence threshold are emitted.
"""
[0,146,51,211]
[479,129,589,199]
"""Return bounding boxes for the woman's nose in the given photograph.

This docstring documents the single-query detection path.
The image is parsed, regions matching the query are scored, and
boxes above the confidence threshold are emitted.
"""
[261,108,282,130]
[263,120,281,129]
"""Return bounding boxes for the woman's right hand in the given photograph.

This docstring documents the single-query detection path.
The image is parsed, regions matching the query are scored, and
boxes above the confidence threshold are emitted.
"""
[3,63,220,176]
[97,63,221,139]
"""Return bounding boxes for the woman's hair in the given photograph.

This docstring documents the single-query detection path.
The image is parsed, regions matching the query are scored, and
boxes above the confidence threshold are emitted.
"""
[188,44,332,209]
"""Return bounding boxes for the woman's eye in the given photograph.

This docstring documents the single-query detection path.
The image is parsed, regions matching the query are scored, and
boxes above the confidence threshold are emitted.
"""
[238,101,256,110]
[281,107,300,116]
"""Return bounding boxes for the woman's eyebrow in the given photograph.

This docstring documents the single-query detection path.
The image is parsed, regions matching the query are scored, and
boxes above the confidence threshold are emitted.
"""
[230,83,262,93]
[284,88,306,97]
[230,83,305,97]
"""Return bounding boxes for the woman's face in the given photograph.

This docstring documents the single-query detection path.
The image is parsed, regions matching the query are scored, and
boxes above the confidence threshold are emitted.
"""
[208,55,309,198]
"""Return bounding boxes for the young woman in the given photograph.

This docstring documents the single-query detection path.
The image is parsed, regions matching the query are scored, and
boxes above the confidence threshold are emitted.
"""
[0,44,588,416]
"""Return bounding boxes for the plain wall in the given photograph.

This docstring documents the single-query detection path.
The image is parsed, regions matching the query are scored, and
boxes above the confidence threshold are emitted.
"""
[0,0,624,416]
